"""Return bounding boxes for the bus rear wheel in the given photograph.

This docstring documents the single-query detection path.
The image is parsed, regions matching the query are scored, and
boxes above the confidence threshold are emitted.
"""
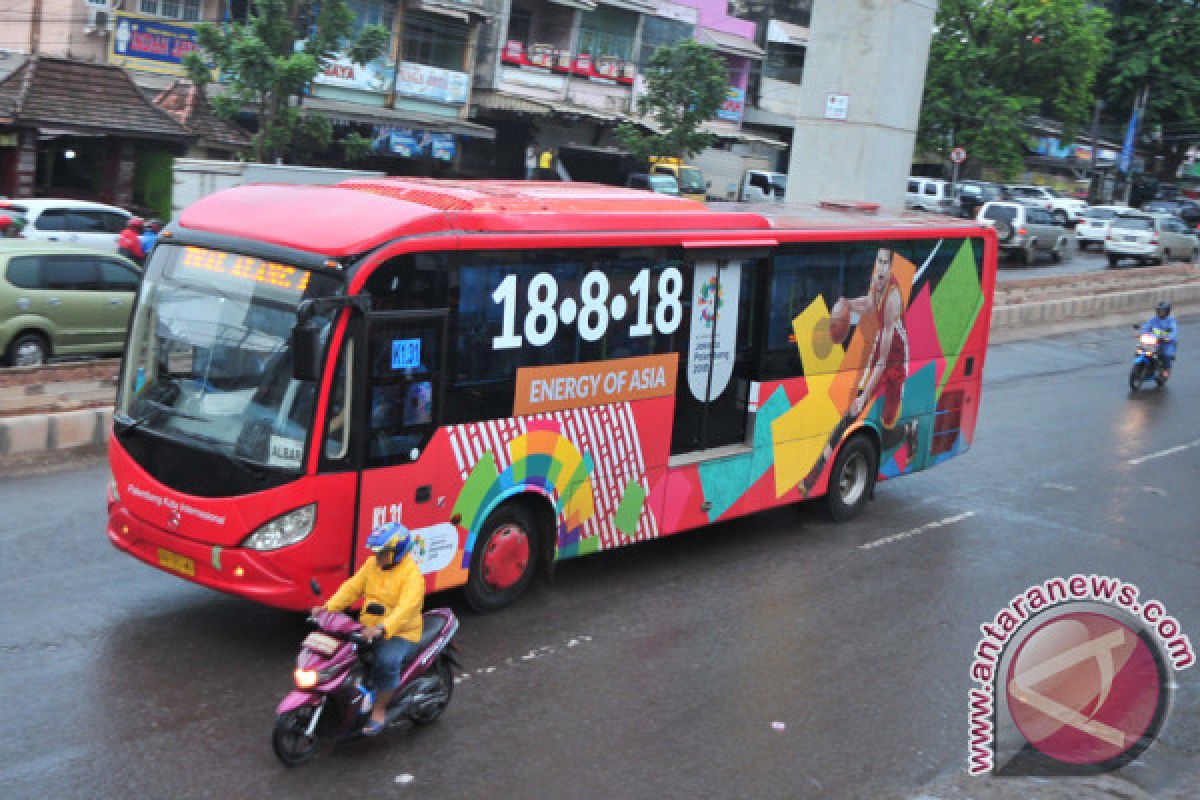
[824,435,878,523]
[464,503,541,612]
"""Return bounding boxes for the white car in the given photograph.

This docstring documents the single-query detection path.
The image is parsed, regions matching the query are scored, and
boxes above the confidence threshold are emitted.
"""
[1075,205,1130,251]
[1104,212,1198,267]
[906,177,957,214]
[2,199,132,253]
[1005,185,1088,226]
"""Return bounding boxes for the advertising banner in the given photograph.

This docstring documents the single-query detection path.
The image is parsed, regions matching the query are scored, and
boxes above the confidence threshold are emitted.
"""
[315,53,393,93]
[513,353,678,417]
[394,62,470,105]
[686,262,741,402]
[110,13,200,76]
[716,86,745,123]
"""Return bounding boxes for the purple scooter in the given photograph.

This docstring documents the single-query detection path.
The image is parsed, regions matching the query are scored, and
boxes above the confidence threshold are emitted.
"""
[273,604,460,766]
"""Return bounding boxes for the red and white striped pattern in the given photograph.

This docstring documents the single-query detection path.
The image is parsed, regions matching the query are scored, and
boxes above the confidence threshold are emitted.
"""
[447,403,659,550]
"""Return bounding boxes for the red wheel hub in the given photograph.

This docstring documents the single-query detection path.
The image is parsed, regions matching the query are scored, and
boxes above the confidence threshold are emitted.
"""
[482,524,530,590]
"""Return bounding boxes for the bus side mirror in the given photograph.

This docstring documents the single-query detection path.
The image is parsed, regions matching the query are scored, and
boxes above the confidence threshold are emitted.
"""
[292,317,325,382]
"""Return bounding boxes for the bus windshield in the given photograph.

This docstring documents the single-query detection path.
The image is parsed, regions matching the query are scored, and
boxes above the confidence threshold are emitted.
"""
[116,244,340,472]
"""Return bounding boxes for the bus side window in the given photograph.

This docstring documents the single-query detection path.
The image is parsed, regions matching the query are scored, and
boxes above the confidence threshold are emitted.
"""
[761,244,843,379]
[362,253,453,312]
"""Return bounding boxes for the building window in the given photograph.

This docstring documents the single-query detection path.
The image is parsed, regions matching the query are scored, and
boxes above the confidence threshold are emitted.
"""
[578,7,636,61]
[349,0,395,36]
[764,42,805,85]
[403,11,467,71]
[139,0,200,21]
[639,16,692,67]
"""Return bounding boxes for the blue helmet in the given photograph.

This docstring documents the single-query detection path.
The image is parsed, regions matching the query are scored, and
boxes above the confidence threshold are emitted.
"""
[366,522,412,559]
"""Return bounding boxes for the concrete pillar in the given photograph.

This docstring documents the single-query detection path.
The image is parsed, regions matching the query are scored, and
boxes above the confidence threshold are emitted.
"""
[784,0,937,210]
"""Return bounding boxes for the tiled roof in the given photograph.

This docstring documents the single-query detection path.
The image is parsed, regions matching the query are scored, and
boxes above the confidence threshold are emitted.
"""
[153,80,252,151]
[0,56,189,139]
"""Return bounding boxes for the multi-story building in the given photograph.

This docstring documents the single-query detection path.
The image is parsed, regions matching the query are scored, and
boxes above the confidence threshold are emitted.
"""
[468,0,786,190]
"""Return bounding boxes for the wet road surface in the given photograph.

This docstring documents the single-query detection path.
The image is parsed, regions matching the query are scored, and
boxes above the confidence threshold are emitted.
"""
[1,316,1197,799]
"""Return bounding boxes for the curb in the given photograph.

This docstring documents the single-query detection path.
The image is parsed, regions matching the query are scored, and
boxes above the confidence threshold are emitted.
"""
[991,282,1200,328]
[0,407,113,458]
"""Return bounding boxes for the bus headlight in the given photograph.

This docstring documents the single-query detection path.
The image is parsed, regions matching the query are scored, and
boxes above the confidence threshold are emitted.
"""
[243,504,317,551]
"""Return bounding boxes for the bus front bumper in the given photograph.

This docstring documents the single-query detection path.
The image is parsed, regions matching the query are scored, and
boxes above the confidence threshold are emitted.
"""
[106,505,330,610]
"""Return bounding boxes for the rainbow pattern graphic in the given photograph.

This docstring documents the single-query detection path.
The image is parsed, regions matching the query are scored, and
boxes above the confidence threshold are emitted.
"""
[451,420,597,566]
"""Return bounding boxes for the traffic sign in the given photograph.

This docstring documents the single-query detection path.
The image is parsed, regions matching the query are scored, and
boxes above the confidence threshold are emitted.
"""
[950,147,967,164]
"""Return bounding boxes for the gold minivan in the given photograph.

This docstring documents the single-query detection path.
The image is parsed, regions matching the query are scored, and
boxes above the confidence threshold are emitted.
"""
[1,242,141,366]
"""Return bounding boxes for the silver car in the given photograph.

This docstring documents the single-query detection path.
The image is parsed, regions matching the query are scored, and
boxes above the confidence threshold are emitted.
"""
[1105,213,1198,267]
[978,201,1070,265]
[1075,205,1130,251]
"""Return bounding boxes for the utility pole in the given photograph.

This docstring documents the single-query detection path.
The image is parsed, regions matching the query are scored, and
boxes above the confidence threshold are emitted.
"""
[1088,98,1104,204]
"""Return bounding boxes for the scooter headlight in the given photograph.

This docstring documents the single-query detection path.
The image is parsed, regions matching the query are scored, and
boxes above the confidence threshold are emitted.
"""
[1139,333,1158,347]
[243,504,317,551]
[294,668,319,689]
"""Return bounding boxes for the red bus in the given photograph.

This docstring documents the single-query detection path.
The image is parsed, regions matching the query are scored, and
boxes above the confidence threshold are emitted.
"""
[107,180,997,611]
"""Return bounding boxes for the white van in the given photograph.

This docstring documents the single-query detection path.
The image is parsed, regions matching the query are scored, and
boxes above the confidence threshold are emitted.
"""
[5,199,132,253]
[740,170,787,203]
[906,177,956,214]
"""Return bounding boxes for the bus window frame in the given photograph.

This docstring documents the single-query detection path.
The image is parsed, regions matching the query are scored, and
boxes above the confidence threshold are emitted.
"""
[364,307,451,468]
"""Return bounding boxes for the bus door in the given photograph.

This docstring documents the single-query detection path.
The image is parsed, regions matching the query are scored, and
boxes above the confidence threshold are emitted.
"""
[671,252,762,457]
[355,309,451,564]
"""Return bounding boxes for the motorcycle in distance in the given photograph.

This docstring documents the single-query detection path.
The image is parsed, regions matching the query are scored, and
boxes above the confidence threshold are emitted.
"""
[272,603,460,766]
[1129,323,1171,391]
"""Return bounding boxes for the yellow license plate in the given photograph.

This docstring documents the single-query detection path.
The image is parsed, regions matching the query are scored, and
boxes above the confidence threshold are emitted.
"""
[157,548,195,577]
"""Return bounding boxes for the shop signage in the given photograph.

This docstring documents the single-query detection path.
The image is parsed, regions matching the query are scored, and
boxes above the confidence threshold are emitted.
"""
[716,86,745,123]
[0,133,17,148]
[394,62,470,105]
[824,93,850,121]
[372,126,457,161]
[315,53,392,94]
[109,12,200,76]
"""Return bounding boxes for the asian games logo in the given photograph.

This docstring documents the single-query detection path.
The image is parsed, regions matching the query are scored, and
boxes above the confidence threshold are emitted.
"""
[968,575,1193,777]
[698,276,723,327]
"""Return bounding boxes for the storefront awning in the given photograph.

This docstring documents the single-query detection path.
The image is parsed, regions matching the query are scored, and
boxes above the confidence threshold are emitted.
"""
[305,97,495,139]
[767,19,810,47]
[714,128,787,149]
[549,0,597,10]
[597,0,656,13]
[697,28,765,60]
[411,0,491,20]
[473,91,628,125]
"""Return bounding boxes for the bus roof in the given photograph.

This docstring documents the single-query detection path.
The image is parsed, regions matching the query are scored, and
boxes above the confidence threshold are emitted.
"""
[176,179,988,258]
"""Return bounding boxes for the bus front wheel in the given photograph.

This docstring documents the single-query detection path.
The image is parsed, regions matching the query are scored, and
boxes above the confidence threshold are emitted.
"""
[824,435,878,523]
[464,503,541,612]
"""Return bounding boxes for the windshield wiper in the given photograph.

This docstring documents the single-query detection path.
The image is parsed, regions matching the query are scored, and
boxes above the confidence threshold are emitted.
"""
[113,412,148,434]
[142,398,207,422]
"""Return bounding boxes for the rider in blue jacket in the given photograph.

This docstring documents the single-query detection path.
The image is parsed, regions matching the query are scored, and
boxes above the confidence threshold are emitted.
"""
[1141,302,1178,377]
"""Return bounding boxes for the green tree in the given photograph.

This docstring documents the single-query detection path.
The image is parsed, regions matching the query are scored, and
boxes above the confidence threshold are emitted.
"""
[185,0,390,163]
[616,40,729,161]
[1100,1,1200,180]
[918,0,1110,179]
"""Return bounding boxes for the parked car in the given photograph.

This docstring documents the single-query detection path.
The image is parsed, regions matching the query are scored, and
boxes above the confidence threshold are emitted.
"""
[977,201,1070,265]
[956,180,1003,219]
[1075,205,1130,251]
[905,177,957,214]
[740,170,787,203]
[1141,199,1200,228]
[1104,212,1198,268]
[626,173,681,197]
[0,242,141,366]
[1004,185,1088,226]
[0,199,132,254]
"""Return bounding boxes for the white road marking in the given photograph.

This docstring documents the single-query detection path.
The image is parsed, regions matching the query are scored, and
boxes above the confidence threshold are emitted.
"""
[858,512,977,551]
[451,635,593,685]
[1128,438,1200,466]
[1042,482,1076,492]
[1143,486,1168,496]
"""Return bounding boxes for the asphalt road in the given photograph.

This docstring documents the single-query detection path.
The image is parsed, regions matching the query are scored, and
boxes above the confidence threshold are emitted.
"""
[997,234,1122,280]
[1,316,1197,800]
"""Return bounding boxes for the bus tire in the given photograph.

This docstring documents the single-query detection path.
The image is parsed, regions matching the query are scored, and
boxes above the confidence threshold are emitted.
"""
[824,435,878,523]
[464,502,541,612]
